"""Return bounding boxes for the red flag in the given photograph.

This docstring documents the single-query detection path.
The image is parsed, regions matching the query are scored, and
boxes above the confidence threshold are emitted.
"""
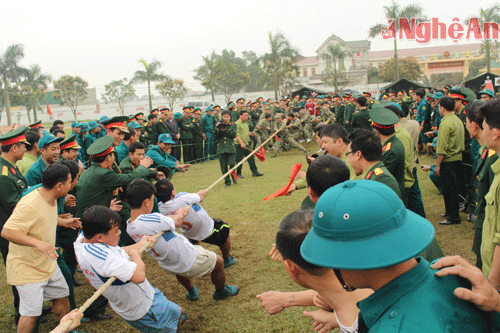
[259,145,266,156]
[264,163,303,201]
[46,100,52,115]
[274,135,280,142]
[230,169,238,180]
[254,151,265,162]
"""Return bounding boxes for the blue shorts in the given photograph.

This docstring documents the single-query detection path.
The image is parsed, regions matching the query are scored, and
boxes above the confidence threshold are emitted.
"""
[126,288,181,333]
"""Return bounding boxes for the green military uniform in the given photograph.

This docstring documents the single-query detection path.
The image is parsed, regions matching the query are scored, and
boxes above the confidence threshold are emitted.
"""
[482,158,500,277]
[381,135,406,197]
[473,145,498,269]
[360,161,402,199]
[191,115,204,162]
[289,117,303,141]
[75,136,151,241]
[271,117,308,157]
[351,109,372,130]
[436,111,465,225]
[320,105,335,124]
[344,101,355,133]
[179,114,194,163]
[215,121,237,186]
[299,109,313,138]
[254,118,271,149]
[395,125,416,207]
[334,102,344,124]
[234,118,259,176]
[456,102,474,216]
[144,121,159,146]
[25,133,64,186]
[155,118,169,137]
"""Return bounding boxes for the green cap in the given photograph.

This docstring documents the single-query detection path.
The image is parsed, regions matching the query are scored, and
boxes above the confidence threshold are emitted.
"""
[38,133,64,149]
[300,180,435,270]
[60,135,81,150]
[87,136,114,157]
[0,126,30,145]
[158,133,175,144]
[128,121,143,129]
[369,106,399,128]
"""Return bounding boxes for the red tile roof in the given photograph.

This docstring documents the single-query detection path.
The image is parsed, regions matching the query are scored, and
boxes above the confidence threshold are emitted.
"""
[369,43,482,60]
[296,56,318,65]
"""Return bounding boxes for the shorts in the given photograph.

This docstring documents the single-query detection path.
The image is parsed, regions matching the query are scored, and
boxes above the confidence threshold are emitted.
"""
[203,219,230,247]
[126,288,181,333]
[16,266,69,317]
[177,245,217,278]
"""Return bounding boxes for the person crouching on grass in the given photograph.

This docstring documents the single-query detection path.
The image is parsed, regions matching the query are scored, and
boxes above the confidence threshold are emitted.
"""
[74,205,187,332]
[125,179,240,301]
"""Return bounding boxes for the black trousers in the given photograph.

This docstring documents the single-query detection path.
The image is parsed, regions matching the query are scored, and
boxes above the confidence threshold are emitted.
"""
[441,160,463,223]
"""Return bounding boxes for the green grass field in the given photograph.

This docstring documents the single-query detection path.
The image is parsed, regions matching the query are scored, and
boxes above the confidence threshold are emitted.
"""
[0,140,476,333]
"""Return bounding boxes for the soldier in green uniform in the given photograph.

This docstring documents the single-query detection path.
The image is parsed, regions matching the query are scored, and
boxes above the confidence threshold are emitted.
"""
[84,121,100,158]
[234,110,263,177]
[370,107,406,196]
[16,131,40,175]
[191,108,205,162]
[215,110,238,187]
[179,107,194,163]
[155,108,169,136]
[343,94,355,133]
[347,128,401,198]
[143,111,158,146]
[451,89,474,216]
[25,133,64,186]
[0,126,30,326]
[363,92,375,109]
[100,116,130,173]
[201,106,215,160]
[300,180,489,333]
[146,133,191,176]
[332,95,344,124]
[271,114,309,157]
[465,101,498,269]
[59,135,81,162]
[435,95,465,225]
[254,113,272,150]
[351,96,372,131]
[320,100,335,125]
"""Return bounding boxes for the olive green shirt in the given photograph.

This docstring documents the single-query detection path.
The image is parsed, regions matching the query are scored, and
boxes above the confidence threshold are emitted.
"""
[395,126,415,188]
[481,158,500,277]
[351,109,372,130]
[234,119,250,145]
[16,153,39,176]
[436,112,464,162]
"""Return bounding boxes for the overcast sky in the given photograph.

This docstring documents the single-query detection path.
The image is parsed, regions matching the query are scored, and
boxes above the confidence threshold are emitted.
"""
[1,0,497,97]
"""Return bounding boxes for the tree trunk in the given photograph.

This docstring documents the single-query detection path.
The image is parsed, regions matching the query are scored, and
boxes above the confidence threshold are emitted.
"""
[333,59,338,93]
[148,80,152,112]
[394,38,400,81]
[4,86,12,126]
[211,85,215,103]
[487,40,491,73]
[33,99,38,122]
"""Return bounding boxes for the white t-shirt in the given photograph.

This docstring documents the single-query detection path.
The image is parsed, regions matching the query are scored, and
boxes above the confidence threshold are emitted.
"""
[73,234,154,321]
[158,192,214,241]
[126,212,197,274]
[335,311,359,333]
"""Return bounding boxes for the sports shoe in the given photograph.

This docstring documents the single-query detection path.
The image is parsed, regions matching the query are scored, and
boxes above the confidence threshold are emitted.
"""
[306,138,311,142]
[224,255,238,268]
[186,286,199,301]
[181,313,188,324]
[213,285,240,300]
[299,140,305,143]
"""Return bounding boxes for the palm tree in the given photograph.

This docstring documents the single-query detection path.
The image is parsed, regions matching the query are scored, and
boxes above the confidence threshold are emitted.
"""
[369,1,426,81]
[466,4,500,73]
[20,65,51,122]
[0,44,26,126]
[262,31,300,101]
[321,43,349,92]
[131,59,168,112]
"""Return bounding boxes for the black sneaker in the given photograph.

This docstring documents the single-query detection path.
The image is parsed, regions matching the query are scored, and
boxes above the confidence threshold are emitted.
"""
[252,172,264,177]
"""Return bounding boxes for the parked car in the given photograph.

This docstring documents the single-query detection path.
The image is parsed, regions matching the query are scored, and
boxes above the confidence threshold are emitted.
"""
[186,101,214,109]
